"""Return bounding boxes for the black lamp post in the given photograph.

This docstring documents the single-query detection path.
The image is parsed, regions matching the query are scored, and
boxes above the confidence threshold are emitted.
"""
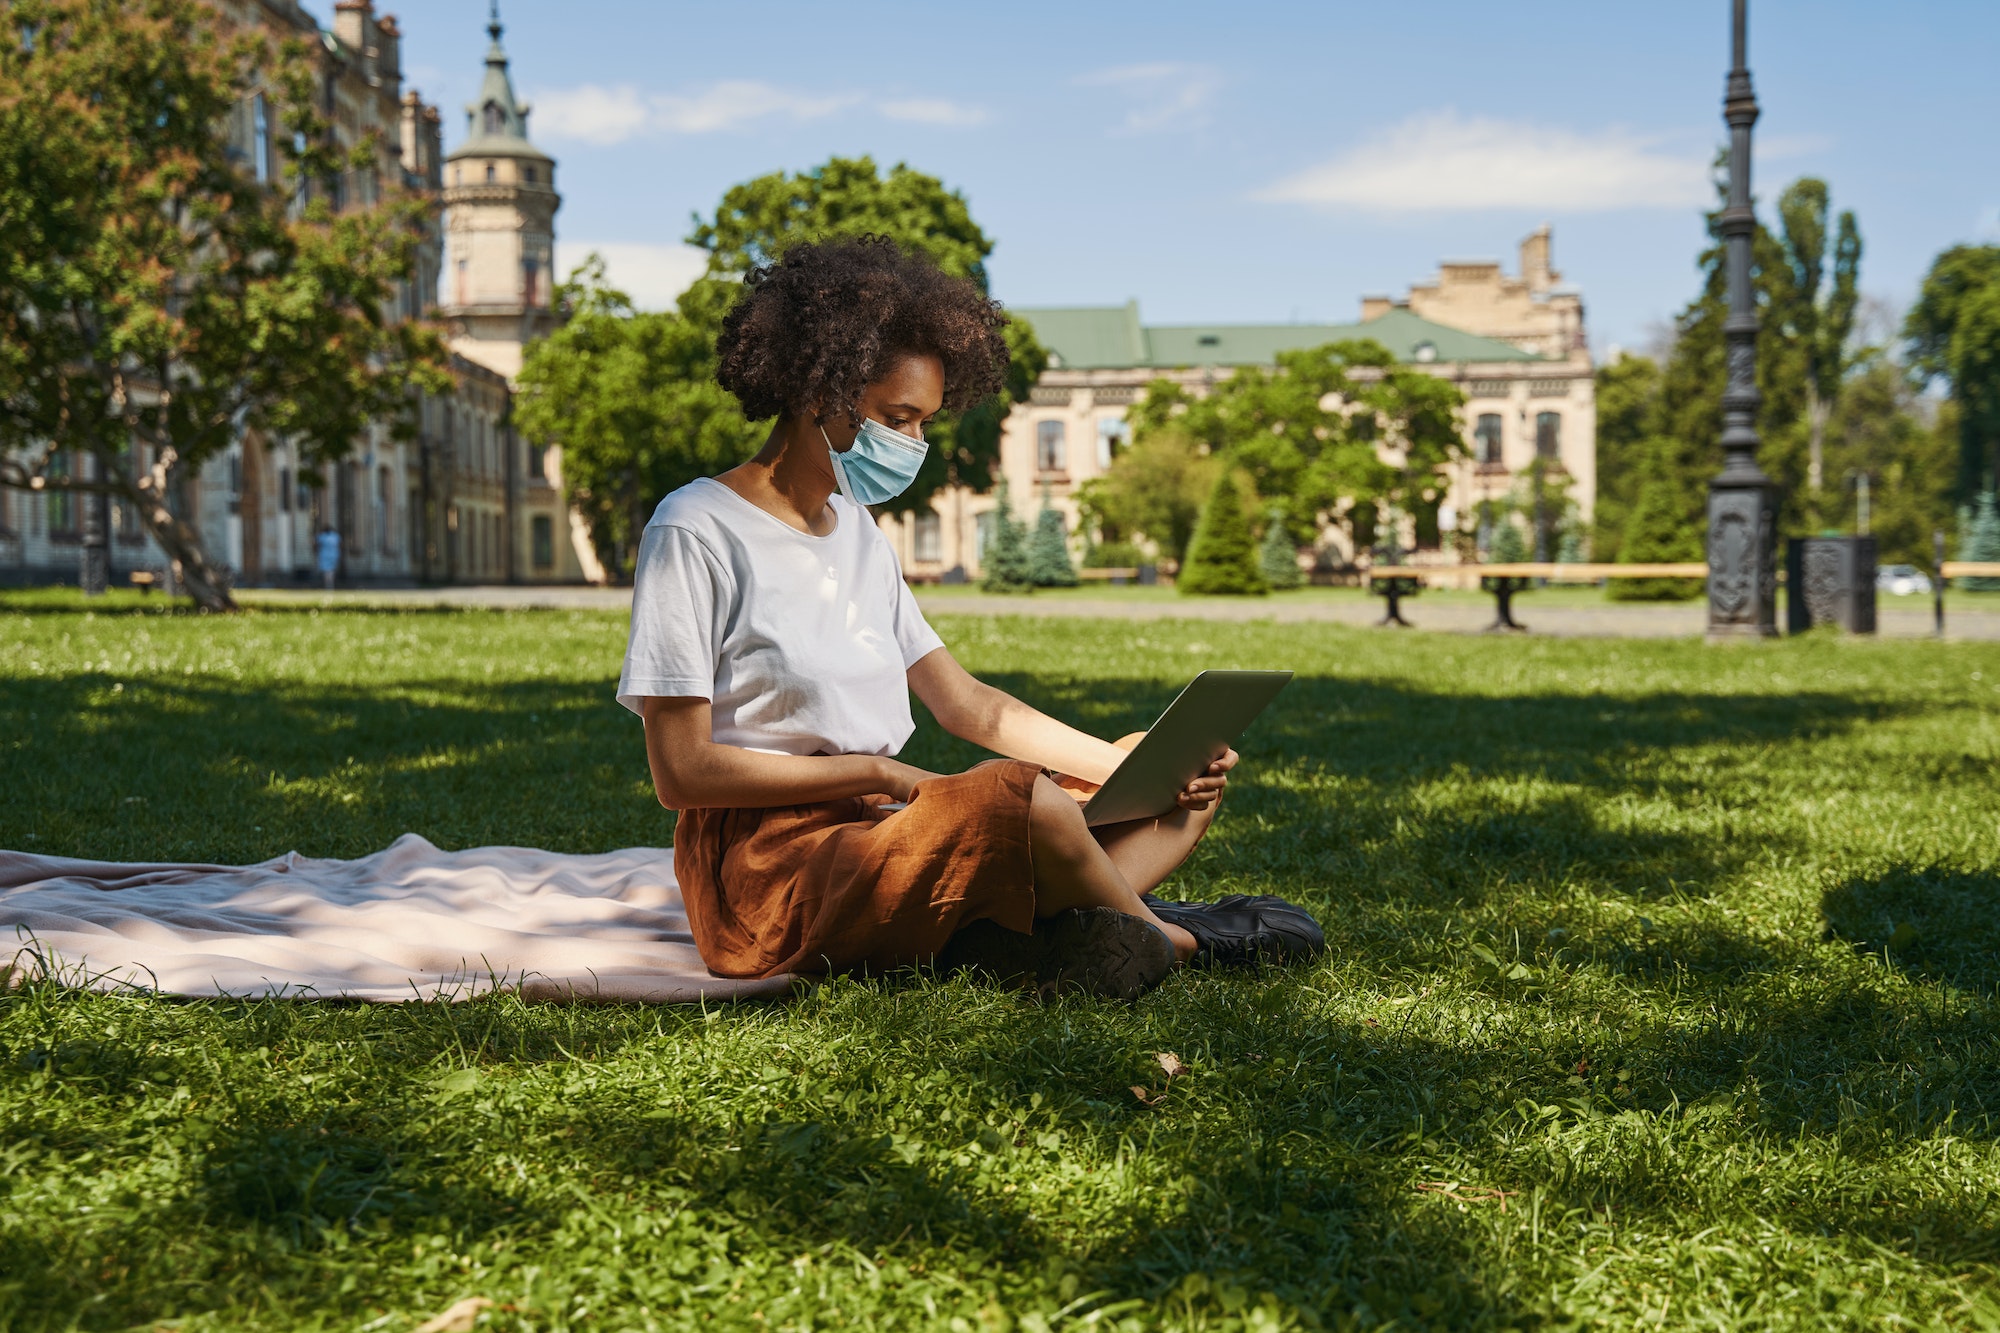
[1705,0,1781,637]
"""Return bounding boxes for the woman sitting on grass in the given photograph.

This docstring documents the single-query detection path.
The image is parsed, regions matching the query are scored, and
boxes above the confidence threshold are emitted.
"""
[619,237,1320,998]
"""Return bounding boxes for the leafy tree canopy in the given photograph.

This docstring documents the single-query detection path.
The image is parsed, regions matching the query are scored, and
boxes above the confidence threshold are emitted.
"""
[1905,244,2000,500]
[0,0,449,609]
[514,260,761,579]
[1113,340,1465,559]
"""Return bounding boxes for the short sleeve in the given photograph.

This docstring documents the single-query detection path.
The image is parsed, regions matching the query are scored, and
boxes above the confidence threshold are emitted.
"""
[889,563,945,669]
[616,524,731,715]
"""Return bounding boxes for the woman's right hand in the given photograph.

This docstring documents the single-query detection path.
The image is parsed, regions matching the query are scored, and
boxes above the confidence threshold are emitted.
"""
[875,757,942,803]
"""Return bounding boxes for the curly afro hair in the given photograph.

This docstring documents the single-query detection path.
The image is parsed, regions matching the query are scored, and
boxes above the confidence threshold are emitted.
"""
[713,236,1012,425]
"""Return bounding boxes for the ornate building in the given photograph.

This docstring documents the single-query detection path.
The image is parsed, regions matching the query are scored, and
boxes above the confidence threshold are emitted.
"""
[880,228,1597,578]
[0,0,585,589]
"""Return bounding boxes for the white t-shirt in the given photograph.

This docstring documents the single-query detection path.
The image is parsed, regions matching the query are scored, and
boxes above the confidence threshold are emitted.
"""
[616,478,945,757]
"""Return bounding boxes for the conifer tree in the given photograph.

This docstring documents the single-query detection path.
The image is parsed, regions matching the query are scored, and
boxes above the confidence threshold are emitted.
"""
[1610,460,1705,601]
[1178,473,1267,596]
[1027,490,1078,586]
[1958,491,2000,592]
[1488,515,1529,564]
[980,475,1035,593]
[1258,506,1303,589]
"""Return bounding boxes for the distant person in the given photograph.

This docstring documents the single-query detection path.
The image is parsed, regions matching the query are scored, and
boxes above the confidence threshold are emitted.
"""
[619,238,1320,999]
[316,526,340,591]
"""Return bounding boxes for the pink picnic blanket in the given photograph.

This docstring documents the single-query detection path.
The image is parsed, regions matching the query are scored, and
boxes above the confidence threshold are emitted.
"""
[0,833,798,1004]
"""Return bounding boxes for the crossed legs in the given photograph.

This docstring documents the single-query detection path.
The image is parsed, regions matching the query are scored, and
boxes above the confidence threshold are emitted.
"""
[1026,773,1217,962]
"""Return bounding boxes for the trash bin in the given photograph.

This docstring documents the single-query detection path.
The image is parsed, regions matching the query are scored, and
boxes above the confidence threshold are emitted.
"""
[1787,535,1877,634]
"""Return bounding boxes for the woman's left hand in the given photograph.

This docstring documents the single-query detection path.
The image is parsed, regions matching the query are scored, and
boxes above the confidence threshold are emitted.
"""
[1177,747,1238,811]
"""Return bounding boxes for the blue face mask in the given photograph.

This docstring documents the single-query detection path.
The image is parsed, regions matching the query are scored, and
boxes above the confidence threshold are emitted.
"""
[823,418,929,507]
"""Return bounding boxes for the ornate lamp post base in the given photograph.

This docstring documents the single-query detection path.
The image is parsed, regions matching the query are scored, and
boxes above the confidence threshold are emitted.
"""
[1707,472,1779,637]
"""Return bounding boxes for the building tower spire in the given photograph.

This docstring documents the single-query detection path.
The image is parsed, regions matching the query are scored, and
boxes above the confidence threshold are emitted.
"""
[440,1,559,381]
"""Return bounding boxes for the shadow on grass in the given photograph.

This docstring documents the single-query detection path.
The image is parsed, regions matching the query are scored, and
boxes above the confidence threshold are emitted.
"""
[1,660,1986,1326]
[1821,864,2000,995]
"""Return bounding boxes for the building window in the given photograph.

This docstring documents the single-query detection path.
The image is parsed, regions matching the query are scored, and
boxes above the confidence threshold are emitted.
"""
[1095,418,1128,470]
[279,466,292,512]
[524,165,537,184]
[252,94,272,184]
[914,512,942,563]
[975,510,996,564]
[1535,412,1561,461]
[377,465,394,555]
[455,259,468,306]
[526,442,546,482]
[532,515,554,569]
[1475,413,1503,466]
[522,258,539,307]
[483,160,496,184]
[483,102,505,136]
[1036,420,1067,474]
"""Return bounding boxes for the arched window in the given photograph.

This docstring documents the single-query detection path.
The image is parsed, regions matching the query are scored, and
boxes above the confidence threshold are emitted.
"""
[1036,420,1067,475]
[1475,413,1503,466]
[482,101,505,136]
[1535,412,1561,461]
[484,161,496,184]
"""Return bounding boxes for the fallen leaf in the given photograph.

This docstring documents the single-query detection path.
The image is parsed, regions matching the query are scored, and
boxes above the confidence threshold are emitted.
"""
[415,1297,493,1333]
[1130,1085,1164,1108]
[1154,1052,1186,1079]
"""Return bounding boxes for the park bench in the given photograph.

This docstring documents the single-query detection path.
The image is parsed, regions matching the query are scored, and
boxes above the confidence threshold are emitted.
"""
[1366,563,1709,631]
[128,571,158,594]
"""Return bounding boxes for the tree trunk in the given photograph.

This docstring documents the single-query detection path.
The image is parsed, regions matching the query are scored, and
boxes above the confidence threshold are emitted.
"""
[1806,382,1829,495]
[120,447,238,612]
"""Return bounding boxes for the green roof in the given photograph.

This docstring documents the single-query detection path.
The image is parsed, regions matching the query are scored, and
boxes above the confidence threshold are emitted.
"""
[1009,303,1546,371]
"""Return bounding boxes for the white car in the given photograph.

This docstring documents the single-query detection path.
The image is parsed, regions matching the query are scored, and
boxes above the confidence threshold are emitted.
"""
[1877,564,1933,596]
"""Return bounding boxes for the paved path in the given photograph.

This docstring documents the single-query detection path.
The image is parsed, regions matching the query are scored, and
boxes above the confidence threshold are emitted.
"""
[239,586,2000,640]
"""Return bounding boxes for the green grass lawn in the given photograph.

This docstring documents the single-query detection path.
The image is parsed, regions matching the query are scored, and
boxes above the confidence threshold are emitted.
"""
[2,596,1998,1331]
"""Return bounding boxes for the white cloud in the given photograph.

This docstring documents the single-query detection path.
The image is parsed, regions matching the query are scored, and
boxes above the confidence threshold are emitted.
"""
[880,98,990,127]
[533,84,653,146]
[529,80,853,144]
[650,81,856,134]
[556,241,709,311]
[1258,109,1710,213]
[1074,62,1220,135]
[531,81,986,144]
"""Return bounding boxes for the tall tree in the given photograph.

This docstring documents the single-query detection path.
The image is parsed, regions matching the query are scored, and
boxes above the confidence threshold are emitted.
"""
[1121,340,1465,557]
[514,260,761,580]
[1073,426,1217,565]
[1822,358,1956,569]
[1178,471,1266,597]
[1648,176,1813,538]
[0,0,449,610]
[1590,352,1665,562]
[1905,245,2000,502]
[1776,178,1862,504]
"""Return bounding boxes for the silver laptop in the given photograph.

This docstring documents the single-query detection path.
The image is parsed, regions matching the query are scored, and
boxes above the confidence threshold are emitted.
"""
[1081,669,1293,826]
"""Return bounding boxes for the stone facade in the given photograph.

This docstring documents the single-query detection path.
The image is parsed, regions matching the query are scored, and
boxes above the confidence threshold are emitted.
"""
[0,1,585,589]
[879,229,1596,578]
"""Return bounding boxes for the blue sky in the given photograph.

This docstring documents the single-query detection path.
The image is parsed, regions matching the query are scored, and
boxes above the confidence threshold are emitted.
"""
[371,0,1999,355]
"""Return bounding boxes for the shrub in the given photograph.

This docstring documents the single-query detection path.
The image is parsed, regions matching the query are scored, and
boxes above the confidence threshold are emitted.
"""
[1178,473,1267,596]
[1258,507,1303,589]
[1958,492,2000,592]
[1027,493,1078,587]
[979,476,1034,593]
[1083,541,1146,569]
[1487,516,1529,564]
[1609,472,1704,601]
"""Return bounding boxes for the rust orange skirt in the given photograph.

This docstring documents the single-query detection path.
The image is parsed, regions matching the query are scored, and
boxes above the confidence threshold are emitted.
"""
[672,758,1043,979]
